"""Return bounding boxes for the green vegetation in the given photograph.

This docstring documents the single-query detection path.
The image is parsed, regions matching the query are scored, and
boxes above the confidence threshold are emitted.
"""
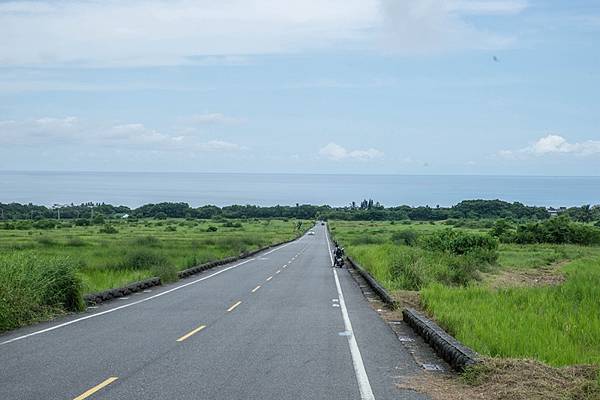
[422,256,600,366]
[0,253,84,331]
[0,218,305,332]
[331,218,600,369]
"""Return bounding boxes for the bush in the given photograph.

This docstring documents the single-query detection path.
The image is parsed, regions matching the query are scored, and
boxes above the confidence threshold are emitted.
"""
[33,219,57,230]
[423,229,498,256]
[513,216,600,245]
[223,221,243,228]
[207,226,218,232]
[0,253,84,332]
[99,224,119,234]
[165,225,177,232]
[117,249,169,271]
[391,230,419,246]
[92,214,105,225]
[74,218,91,226]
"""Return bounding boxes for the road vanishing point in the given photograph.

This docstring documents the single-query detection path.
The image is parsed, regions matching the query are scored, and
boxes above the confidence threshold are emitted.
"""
[0,224,428,400]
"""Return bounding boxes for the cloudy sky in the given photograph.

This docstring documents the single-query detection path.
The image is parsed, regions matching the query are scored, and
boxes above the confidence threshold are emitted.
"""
[0,0,598,175]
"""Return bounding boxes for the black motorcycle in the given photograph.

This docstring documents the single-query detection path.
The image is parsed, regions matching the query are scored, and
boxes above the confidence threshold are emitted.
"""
[333,247,345,268]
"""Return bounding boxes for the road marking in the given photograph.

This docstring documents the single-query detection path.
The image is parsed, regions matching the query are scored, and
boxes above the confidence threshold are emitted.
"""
[176,325,206,342]
[251,285,261,293]
[73,377,118,400]
[266,276,273,281]
[227,301,242,312]
[119,297,129,300]
[263,240,296,255]
[1,238,304,346]
[276,270,281,274]
[327,228,375,400]
[0,257,253,345]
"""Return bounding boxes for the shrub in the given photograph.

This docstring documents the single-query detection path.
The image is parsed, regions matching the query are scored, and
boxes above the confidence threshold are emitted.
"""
[423,229,498,256]
[74,218,91,226]
[207,226,218,232]
[92,214,105,225]
[2,222,15,230]
[0,253,84,332]
[513,216,600,245]
[391,230,419,246]
[223,221,243,228]
[165,226,177,232]
[15,221,32,230]
[117,249,169,271]
[99,224,118,234]
[155,212,167,220]
[33,219,57,230]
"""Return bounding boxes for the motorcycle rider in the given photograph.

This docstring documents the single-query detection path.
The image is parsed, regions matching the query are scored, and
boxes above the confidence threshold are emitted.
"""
[333,246,344,267]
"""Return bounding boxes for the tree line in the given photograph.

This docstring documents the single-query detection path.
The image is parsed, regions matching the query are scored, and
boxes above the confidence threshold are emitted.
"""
[2,199,596,222]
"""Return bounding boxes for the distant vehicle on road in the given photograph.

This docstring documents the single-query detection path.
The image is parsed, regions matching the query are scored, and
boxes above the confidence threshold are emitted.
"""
[321,222,325,226]
[308,231,315,235]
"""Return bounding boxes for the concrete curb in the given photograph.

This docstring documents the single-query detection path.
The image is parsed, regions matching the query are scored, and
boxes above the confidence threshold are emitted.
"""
[403,308,478,371]
[345,256,398,308]
[84,233,303,305]
[328,225,478,371]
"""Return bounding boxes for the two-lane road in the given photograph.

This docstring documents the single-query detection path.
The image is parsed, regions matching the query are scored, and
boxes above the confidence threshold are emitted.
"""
[0,224,426,399]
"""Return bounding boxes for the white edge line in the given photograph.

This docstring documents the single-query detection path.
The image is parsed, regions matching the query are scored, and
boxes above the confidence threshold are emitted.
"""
[1,238,299,346]
[326,227,375,400]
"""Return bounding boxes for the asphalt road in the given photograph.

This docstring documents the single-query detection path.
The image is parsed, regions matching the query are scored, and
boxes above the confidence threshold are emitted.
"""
[0,223,427,400]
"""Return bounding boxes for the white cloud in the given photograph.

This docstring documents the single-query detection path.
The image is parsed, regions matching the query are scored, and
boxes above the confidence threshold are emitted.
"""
[0,116,244,153]
[0,0,527,67]
[499,134,600,158]
[319,142,383,161]
[377,0,522,54]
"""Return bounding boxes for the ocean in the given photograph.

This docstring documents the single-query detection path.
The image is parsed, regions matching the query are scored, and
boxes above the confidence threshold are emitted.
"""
[0,171,598,208]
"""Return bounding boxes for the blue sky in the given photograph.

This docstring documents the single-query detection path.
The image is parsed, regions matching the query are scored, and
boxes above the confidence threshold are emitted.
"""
[0,0,599,175]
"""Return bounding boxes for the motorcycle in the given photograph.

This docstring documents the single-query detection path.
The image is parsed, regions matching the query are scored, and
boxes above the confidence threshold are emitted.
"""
[333,247,345,268]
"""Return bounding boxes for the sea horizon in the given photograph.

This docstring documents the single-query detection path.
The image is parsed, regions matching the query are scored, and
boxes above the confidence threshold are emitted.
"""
[1,170,599,209]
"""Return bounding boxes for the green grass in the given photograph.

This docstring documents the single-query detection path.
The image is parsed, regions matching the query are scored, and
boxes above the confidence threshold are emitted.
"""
[0,218,305,293]
[421,257,600,366]
[0,217,306,332]
[331,220,600,367]
[0,253,84,331]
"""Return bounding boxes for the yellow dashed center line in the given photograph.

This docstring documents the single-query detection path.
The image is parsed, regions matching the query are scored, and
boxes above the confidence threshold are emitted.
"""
[73,377,118,400]
[176,325,206,342]
[266,276,273,281]
[227,301,242,312]
[251,285,261,293]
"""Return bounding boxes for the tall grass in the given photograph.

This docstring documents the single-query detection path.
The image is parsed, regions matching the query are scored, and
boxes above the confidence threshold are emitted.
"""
[0,253,84,332]
[348,243,492,291]
[421,257,600,366]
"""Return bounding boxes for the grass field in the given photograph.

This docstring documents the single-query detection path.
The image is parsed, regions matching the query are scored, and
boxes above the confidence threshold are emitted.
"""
[0,218,306,331]
[330,220,600,368]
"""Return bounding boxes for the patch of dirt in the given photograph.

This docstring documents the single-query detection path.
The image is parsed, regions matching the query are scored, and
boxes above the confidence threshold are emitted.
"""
[485,260,569,289]
[392,290,422,311]
[399,358,600,400]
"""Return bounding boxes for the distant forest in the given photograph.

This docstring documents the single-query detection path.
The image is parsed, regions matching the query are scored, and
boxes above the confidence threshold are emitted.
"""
[1,200,599,223]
